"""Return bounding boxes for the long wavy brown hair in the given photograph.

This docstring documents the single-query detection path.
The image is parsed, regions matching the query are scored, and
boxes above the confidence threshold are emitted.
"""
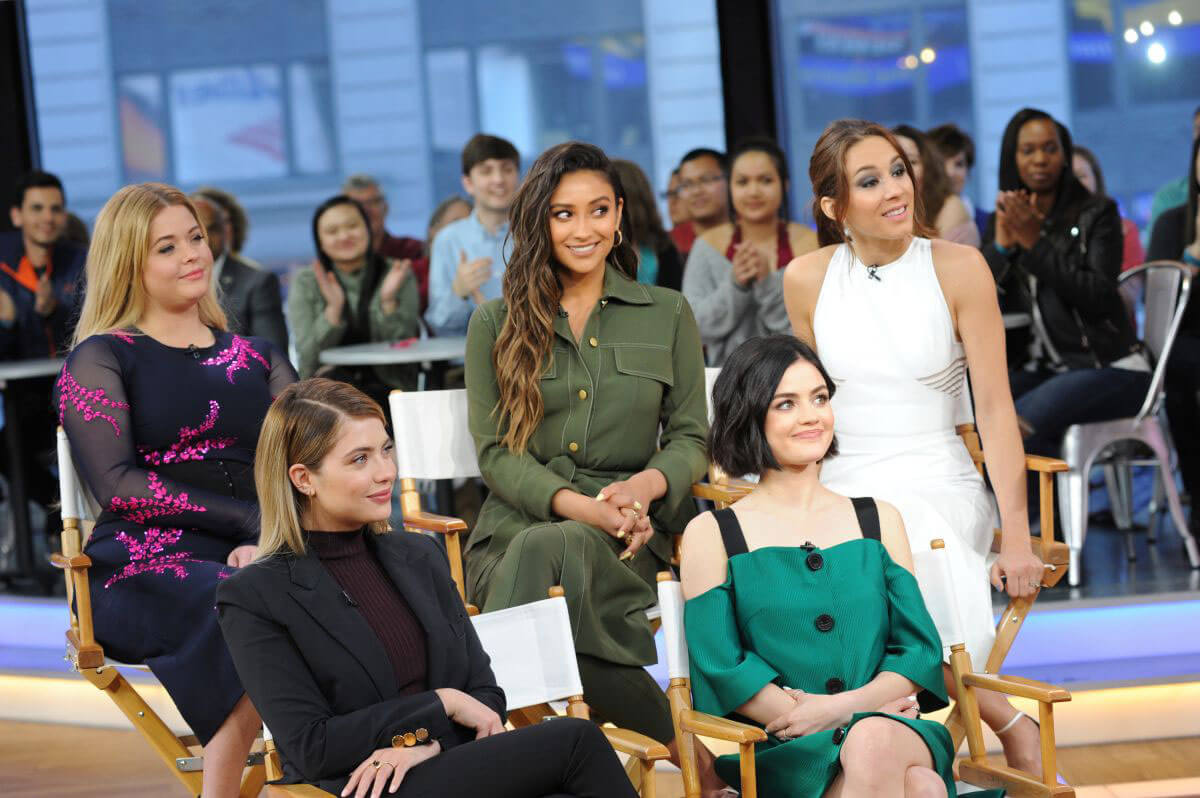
[809,119,936,246]
[494,141,638,453]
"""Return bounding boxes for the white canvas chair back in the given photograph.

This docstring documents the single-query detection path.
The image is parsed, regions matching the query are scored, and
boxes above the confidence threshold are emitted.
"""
[656,575,689,680]
[704,367,720,424]
[388,389,480,480]
[470,596,584,710]
[911,542,966,661]
[56,426,101,526]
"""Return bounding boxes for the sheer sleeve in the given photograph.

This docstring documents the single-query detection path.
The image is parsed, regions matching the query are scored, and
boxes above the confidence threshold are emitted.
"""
[878,548,950,713]
[684,582,780,718]
[263,337,299,398]
[56,336,261,541]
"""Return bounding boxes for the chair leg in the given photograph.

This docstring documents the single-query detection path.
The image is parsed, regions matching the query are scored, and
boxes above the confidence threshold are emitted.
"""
[1145,432,1200,569]
[1103,462,1133,531]
[1058,470,1090,587]
[1148,466,1164,544]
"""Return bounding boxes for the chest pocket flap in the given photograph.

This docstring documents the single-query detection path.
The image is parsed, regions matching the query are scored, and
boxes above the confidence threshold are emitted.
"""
[614,345,675,387]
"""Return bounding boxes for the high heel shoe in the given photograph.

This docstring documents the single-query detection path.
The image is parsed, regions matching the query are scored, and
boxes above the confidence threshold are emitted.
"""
[994,710,1069,786]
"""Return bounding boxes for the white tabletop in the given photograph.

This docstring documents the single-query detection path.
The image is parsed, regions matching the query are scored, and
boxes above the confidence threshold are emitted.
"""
[1003,312,1031,329]
[0,358,63,385]
[319,337,467,367]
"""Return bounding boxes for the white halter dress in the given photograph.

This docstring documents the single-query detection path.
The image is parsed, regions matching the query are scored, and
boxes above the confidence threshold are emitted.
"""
[815,237,997,668]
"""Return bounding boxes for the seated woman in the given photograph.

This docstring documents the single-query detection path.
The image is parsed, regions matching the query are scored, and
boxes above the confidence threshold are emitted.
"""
[288,195,421,405]
[683,137,819,365]
[465,141,728,795]
[893,125,979,246]
[612,158,684,290]
[217,378,635,798]
[681,335,991,798]
[57,183,297,797]
[981,109,1148,461]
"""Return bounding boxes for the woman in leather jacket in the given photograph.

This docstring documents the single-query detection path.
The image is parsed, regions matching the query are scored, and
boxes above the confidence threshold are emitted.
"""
[982,108,1149,461]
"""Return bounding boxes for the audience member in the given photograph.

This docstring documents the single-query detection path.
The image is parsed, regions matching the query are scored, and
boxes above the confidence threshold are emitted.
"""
[425,134,519,337]
[57,182,297,798]
[671,148,730,260]
[194,186,257,263]
[784,119,1047,776]
[342,173,424,261]
[288,195,420,403]
[893,125,979,245]
[1146,133,1200,537]
[683,137,817,365]
[0,171,86,529]
[612,158,683,290]
[1072,146,1145,271]
[682,335,956,797]
[62,211,90,248]
[217,378,635,798]
[664,167,689,227]
[927,122,987,234]
[982,109,1148,465]
[463,141,726,795]
[1147,106,1200,236]
[191,193,289,353]
[410,195,472,313]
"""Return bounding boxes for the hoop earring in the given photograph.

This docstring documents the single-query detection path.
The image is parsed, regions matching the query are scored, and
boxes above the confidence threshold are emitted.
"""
[614,229,623,247]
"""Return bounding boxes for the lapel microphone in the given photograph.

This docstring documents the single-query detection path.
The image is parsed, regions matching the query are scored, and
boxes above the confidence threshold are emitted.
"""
[867,265,882,281]
[187,344,201,360]
[342,589,359,607]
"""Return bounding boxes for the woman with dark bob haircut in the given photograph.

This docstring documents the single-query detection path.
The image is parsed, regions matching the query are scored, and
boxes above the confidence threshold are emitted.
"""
[681,334,964,797]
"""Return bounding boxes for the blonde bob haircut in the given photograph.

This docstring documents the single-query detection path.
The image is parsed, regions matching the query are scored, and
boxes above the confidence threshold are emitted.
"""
[255,378,391,559]
[73,182,228,346]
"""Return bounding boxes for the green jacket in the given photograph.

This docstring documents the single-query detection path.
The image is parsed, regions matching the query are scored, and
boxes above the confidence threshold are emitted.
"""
[287,261,419,386]
[464,267,709,587]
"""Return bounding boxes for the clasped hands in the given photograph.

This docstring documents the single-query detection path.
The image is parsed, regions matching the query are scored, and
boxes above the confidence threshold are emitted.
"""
[593,471,664,561]
[342,688,504,798]
[731,242,770,288]
[994,190,1045,250]
[764,691,919,741]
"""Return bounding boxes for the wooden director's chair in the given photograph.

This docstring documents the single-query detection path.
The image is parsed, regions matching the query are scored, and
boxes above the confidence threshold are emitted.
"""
[51,427,266,797]
[656,537,1074,798]
[263,586,670,798]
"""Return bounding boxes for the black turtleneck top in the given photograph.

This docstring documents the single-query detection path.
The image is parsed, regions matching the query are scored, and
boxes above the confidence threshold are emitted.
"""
[306,530,428,695]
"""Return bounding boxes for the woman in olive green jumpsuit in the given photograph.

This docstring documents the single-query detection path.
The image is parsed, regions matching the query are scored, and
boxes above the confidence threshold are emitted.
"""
[464,142,724,791]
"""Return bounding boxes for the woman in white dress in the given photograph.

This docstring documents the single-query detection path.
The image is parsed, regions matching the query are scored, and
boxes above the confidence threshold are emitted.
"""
[782,119,1047,775]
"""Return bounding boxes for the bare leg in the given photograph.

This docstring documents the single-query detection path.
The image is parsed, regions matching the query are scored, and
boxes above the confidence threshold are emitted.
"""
[666,737,731,797]
[942,665,1042,776]
[826,716,938,798]
[201,694,261,798]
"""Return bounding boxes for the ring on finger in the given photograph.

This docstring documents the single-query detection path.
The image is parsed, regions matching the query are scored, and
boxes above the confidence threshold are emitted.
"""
[632,500,643,512]
[371,760,382,770]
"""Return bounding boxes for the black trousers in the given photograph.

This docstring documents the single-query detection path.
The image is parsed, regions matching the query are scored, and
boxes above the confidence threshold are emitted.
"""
[382,717,636,798]
[0,375,59,508]
[1165,333,1200,514]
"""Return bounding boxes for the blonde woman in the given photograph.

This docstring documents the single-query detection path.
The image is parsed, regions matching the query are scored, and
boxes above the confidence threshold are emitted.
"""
[217,378,636,798]
[55,183,296,797]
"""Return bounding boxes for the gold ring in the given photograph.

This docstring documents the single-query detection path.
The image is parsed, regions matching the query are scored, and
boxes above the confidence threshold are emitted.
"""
[632,500,643,512]
[616,530,627,540]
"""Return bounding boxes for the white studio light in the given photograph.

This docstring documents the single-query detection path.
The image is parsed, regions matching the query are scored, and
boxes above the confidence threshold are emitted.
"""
[919,47,936,64]
[1124,28,1139,43]
[1148,41,1167,64]
[903,53,919,70]
[1140,20,1155,36]
[1168,10,1182,26]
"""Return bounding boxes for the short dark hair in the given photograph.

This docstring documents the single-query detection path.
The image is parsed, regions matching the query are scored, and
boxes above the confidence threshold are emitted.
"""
[927,123,976,169]
[708,335,838,477]
[461,133,520,175]
[730,136,789,184]
[13,170,66,209]
[679,147,728,174]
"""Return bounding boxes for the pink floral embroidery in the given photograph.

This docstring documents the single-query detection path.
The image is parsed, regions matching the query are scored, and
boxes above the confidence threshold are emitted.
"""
[56,368,130,436]
[109,472,207,524]
[110,332,135,344]
[201,335,269,383]
[139,401,236,465]
[104,527,203,588]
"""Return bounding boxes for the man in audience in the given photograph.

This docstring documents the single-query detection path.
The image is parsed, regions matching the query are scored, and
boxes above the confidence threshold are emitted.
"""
[425,133,519,337]
[191,193,288,353]
[671,148,729,259]
[343,173,427,311]
[0,170,85,538]
[1148,106,1200,236]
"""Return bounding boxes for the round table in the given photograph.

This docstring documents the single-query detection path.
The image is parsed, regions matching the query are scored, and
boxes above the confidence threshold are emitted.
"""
[0,358,64,580]
[319,337,467,368]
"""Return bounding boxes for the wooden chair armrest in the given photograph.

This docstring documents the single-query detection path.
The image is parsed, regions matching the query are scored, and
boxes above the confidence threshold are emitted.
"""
[402,511,467,534]
[988,532,1069,565]
[50,552,91,569]
[601,726,671,761]
[265,784,337,797]
[960,673,1071,703]
[691,482,751,505]
[679,709,767,744]
[1025,454,1068,473]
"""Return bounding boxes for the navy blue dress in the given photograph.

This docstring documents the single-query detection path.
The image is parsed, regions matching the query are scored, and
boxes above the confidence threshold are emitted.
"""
[56,329,296,744]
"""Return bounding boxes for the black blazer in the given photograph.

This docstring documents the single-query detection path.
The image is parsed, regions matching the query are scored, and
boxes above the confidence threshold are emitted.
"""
[217,253,290,353]
[217,532,505,795]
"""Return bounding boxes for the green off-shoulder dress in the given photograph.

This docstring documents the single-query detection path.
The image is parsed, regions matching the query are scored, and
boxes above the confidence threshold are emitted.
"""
[686,502,997,797]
